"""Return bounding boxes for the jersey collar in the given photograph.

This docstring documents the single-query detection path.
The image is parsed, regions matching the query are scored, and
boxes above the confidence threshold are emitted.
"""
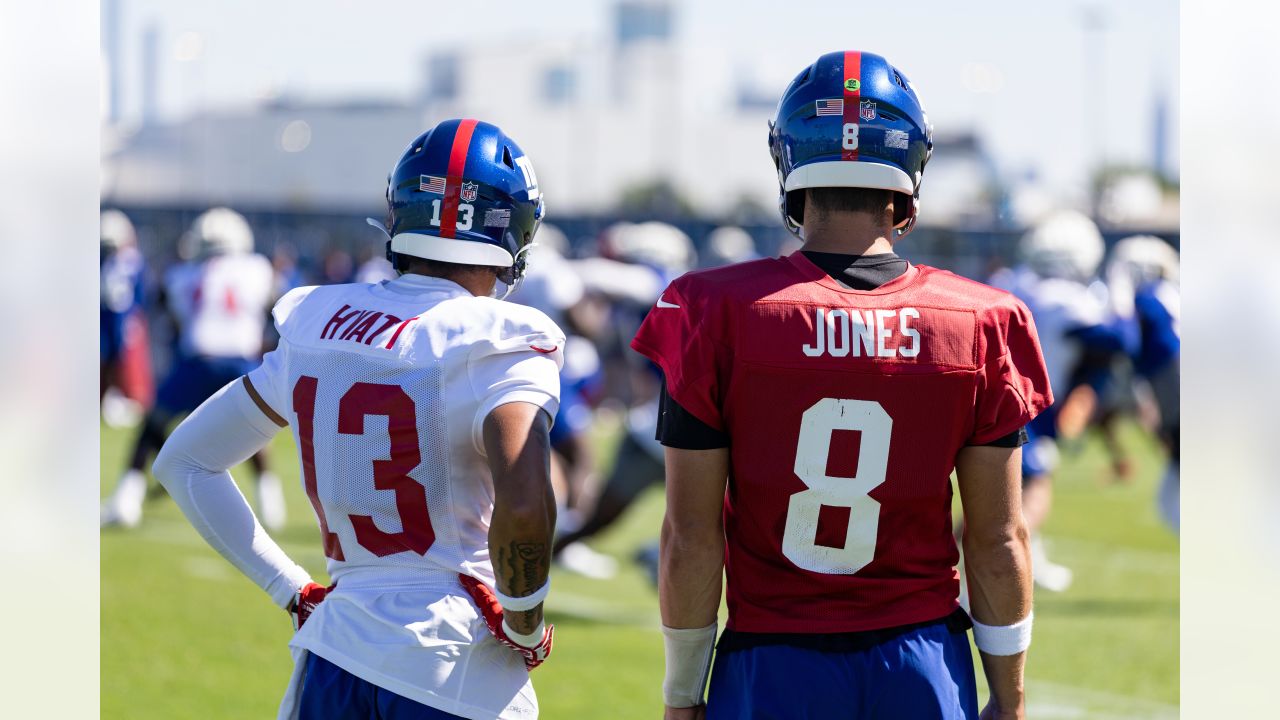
[374,273,472,299]
[785,251,923,295]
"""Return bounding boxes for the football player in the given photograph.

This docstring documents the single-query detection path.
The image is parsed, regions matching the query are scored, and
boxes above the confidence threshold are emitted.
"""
[992,210,1136,588]
[508,227,618,579]
[1107,235,1180,531]
[550,221,696,572]
[633,52,1051,720]
[100,209,151,424]
[100,207,287,530]
[152,118,561,719]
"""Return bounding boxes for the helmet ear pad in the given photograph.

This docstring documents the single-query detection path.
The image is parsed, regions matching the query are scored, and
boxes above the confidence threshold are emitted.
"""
[892,191,915,228]
[784,189,806,228]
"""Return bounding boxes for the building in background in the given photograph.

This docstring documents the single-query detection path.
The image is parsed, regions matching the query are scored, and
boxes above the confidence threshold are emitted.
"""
[104,1,784,217]
[101,0,1176,267]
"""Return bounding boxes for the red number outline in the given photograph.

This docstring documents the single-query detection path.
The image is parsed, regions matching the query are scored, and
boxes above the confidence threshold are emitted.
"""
[293,376,345,561]
[292,376,435,560]
[337,382,435,556]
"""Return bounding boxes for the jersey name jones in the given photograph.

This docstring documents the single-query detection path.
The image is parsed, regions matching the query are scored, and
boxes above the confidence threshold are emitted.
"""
[802,307,921,358]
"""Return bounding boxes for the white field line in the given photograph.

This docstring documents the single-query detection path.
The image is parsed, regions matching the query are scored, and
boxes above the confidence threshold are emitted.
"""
[1045,535,1179,576]
[1026,679,1178,719]
[181,555,236,582]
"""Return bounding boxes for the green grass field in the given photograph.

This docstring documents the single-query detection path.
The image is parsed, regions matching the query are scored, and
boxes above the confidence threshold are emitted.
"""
[101,417,1178,719]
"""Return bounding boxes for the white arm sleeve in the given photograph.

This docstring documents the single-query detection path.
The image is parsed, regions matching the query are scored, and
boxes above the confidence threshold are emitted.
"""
[152,379,313,609]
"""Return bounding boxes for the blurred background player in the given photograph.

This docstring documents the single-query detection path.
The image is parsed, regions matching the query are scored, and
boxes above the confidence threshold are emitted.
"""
[100,209,153,427]
[990,210,1135,591]
[509,224,618,578]
[550,221,695,579]
[1106,235,1180,531]
[698,226,760,269]
[639,51,1049,720]
[154,118,561,719]
[101,207,285,530]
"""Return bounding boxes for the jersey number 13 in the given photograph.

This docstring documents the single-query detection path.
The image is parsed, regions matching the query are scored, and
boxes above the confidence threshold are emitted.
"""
[782,398,891,575]
[293,376,436,561]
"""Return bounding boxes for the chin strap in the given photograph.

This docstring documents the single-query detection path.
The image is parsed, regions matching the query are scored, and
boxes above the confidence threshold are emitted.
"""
[494,242,538,300]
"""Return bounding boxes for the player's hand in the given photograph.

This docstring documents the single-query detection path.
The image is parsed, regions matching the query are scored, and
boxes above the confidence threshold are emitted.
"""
[664,705,705,720]
[979,700,1024,720]
[289,581,334,630]
[458,574,554,671]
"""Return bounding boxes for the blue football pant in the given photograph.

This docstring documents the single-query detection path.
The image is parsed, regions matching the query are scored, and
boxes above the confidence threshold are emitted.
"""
[299,653,464,720]
[706,623,979,720]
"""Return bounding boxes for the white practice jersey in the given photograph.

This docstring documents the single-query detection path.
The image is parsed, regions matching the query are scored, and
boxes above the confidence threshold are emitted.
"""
[248,273,564,720]
[165,253,275,359]
[993,265,1107,398]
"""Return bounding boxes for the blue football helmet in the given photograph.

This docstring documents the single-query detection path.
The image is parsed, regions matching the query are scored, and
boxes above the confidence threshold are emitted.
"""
[768,51,933,237]
[373,118,544,288]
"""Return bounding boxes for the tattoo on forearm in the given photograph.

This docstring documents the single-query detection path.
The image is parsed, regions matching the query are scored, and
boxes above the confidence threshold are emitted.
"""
[495,540,549,596]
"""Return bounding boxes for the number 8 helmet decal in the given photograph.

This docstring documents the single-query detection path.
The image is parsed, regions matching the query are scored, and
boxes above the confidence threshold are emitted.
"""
[769,51,933,238]
[373,118,545,293]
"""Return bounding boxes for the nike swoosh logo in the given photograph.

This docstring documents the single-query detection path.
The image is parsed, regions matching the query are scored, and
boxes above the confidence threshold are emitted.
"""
[530,345,557,354]
[656,296,680,309]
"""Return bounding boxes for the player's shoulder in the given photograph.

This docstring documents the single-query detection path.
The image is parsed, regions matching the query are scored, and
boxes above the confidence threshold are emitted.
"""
[241,251,274,273]
[435,295,566,349]
[667,256,792,304]
[272,282,369,328]
[915,265,1032,322]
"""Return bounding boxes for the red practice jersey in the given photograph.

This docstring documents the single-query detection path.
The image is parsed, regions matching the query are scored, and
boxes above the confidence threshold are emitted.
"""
[631,252,1052,634]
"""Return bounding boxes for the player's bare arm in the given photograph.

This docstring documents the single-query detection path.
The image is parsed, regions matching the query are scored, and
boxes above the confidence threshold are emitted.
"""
[957,444,1034,720]
[483,400,556,635]
[659,446,729,719]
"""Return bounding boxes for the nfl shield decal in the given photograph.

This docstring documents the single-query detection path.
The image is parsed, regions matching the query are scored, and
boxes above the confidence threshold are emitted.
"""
[460,182,479,203]
[860,100,877,121]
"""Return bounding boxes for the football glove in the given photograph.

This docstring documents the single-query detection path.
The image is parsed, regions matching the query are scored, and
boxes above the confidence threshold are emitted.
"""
[458,574,554,671]
[289,581,334,630]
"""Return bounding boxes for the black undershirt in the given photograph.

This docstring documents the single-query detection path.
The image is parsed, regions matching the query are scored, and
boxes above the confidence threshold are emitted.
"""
[656,251,1027,450]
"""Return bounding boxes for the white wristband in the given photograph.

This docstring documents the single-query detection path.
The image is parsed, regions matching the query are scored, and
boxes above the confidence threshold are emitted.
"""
[971,611,1033,656]
[495,579,550,612]
[662,623,717,708]
[501,618,546,647]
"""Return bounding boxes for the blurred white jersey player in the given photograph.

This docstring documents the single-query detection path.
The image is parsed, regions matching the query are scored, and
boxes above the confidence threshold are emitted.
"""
[992,210,1131,591]
[101,207,287,530]
[153,118,563,720]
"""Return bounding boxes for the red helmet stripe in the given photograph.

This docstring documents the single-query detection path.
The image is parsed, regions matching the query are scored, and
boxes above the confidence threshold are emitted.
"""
[440,118,479,239]
[841,51,862,162]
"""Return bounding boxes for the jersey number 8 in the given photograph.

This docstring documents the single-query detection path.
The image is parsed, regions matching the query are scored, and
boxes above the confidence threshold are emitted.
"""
[782,398,890,575]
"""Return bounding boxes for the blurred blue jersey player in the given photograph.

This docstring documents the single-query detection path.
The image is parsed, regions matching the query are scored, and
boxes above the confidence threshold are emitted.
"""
[1107,235,1180,531]
[100,209,149,413]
